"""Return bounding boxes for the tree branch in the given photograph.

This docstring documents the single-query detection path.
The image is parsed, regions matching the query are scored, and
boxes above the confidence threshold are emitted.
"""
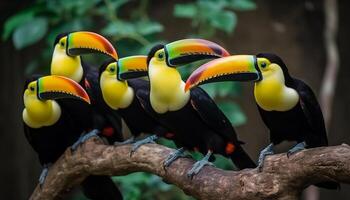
[30,138,349,200]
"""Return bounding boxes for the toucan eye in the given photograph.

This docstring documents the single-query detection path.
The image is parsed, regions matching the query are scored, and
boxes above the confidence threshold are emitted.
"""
[158,52,164,59]
[60,41,65,47]
[109,67,115,72]
[261,62,267,68]
[30,86,35,91]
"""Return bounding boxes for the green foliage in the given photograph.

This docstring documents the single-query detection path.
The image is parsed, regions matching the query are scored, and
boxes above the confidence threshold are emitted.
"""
[13,17,48,49]
[174,0,256,37]
[218,101,247,126]
[4,1,256,199]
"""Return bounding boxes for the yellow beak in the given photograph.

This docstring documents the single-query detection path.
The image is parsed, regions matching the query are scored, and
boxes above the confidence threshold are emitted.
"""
[37,75,91,104]
[185,55,261,92]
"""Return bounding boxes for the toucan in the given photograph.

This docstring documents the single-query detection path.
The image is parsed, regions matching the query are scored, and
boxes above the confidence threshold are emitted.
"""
[99,56,169,153]
[185,53,340,189]
[22,75,123,199]
[118,39,256,178]
[51,31,123,145]
[50,31,126,198]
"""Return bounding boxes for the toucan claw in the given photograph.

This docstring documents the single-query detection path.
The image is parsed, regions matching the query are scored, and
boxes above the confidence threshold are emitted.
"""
[71,129,100,151]
[187,151,213,179]
[257,143,274,172]
[114,136,135,146]
[39,163,51,188]
[163,147,188,170]
[130,135,158,157]
[286,141,306,158]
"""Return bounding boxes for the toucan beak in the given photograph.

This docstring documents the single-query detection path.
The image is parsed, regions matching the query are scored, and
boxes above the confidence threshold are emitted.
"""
[185,55,261,92]
[117,55,148,80]
[37,75,91,104]
[66,31,118,60]
[164,39,230,67]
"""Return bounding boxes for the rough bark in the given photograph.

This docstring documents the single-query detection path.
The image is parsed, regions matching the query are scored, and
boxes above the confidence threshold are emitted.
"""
[30,138,349,200]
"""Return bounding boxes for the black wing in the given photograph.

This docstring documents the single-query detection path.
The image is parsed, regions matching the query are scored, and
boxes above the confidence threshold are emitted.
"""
[127,78,150,93]
[190,87,238,142]
[83,63,124,141]
[294,78,328,146]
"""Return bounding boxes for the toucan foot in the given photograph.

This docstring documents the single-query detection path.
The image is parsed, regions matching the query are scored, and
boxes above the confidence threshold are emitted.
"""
[38,164,51,187]
[130,135,158,156]
[187,151,213,179]
[163,147,187,169]
[114,136,135,146]
[71,129,100,151]
[257,143,274,172]
[287,141,306,158]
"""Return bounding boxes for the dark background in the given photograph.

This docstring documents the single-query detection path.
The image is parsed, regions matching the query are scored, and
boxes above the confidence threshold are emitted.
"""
[1,0,349,199]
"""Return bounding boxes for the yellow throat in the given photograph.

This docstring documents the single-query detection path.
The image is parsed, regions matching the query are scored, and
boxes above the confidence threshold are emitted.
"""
[50,37,83,83]
[100,67,134,110]
[148,58,190,114]
[23,94,61,129]
[254,64,299,111]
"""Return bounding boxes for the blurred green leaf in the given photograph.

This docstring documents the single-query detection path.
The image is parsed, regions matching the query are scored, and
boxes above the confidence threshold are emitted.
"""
[213,154,234,170]
[12,17,48,49]
[174,3,197,18]
[228,0,257,11]
[209,11,237,33]
[218,101,247,126]
[2,11,35,40]
[201,82,240,98]
[76,0,101,16]
[102,21,136,36]
[201,84,217,97]
[136,21,164,35]
[217,82,240,97]
[110,0,130,10]
[158,138,177,149]
[198,1,223,13]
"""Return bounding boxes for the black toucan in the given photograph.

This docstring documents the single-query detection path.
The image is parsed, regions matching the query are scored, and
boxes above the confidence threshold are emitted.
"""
[185,53,340,189]
[99,56,170,153]
[22,75,123,199]
[118,39,256,178]
[51,31,123,144]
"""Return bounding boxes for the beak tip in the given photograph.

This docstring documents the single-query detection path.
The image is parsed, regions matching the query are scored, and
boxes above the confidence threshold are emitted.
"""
[184,82,191,92]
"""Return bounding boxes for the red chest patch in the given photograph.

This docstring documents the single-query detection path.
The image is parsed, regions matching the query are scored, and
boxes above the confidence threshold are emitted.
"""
[102,127,114,137]
[225,142,235,154]
[165,132,175,139]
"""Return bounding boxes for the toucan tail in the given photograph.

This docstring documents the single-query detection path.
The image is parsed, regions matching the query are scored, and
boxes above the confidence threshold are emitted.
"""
[81,175,123,200]
[229,146,257,169]
[314,181,340,190]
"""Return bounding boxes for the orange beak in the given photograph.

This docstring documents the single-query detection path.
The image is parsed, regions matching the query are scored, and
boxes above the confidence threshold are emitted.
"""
[38,75,91,104]
[67,31,118,60]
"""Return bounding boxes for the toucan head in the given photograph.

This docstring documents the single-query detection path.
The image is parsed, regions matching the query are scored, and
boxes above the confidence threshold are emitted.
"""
[51,31,118,82]
[24,75,90,104]
[23,75,90,127]
[118,39,230,79]
[99,56,147,109]
[185,53,292,91]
